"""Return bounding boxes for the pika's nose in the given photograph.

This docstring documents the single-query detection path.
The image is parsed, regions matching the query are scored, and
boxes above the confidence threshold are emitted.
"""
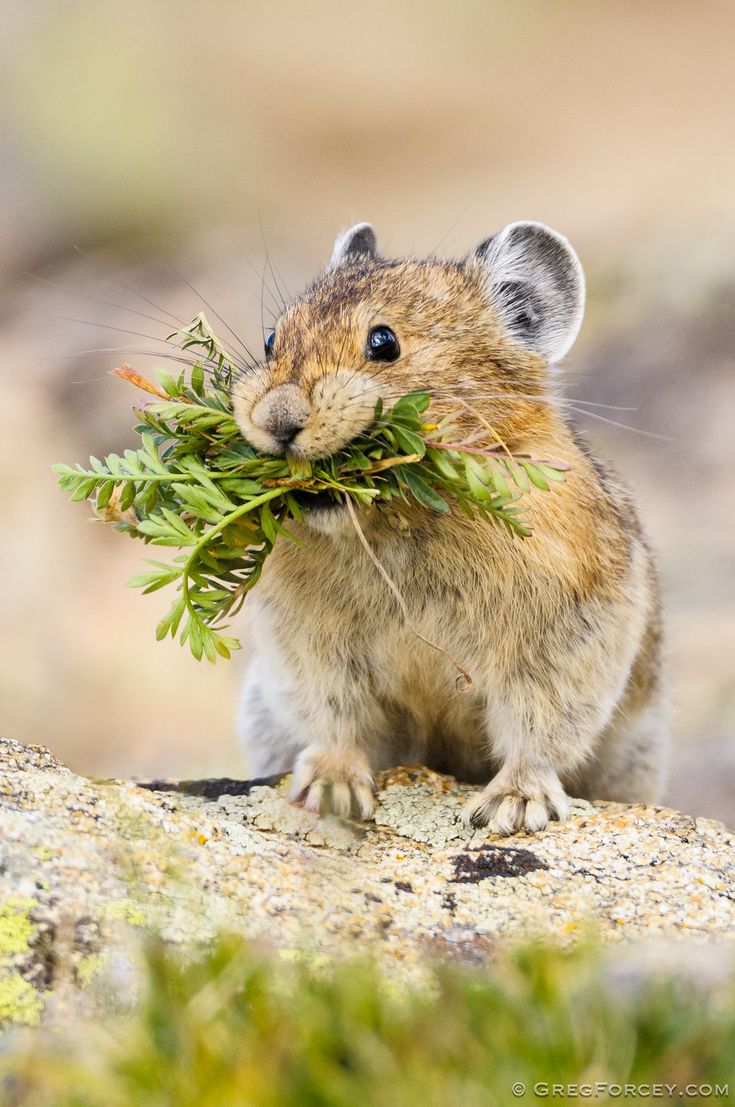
[250,384,310,449]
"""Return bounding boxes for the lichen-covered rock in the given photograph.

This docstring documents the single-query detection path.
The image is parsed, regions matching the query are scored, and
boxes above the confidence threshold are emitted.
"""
[1,737,734,1025]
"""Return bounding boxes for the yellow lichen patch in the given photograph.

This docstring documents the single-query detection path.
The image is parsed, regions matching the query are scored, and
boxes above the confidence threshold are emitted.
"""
[32,846,59,862]
[0,898,37,955]
[102,900,148,928]
[75,953,105,989]
[0,972,44,1026]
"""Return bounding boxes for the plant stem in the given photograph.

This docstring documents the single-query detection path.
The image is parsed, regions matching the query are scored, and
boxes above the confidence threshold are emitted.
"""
[181,488,284,617]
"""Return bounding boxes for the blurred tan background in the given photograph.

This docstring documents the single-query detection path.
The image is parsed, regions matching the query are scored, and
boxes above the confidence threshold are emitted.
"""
[1,0,733,823]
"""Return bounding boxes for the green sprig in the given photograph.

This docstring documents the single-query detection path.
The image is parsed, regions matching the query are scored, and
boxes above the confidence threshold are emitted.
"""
[54,315,568,662]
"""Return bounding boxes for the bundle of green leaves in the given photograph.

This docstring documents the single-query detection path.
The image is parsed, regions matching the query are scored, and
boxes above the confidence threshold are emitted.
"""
[54,314,567,662]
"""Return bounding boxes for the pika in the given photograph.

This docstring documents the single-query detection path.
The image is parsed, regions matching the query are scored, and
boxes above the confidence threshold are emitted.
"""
[232,221,668,835]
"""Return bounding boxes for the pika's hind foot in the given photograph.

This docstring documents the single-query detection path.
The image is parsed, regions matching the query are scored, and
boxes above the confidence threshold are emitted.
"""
[291,745,376,820]
[462,763,569,835]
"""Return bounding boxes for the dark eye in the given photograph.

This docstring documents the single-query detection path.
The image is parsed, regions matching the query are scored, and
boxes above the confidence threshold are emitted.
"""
[367,325,400,362]
[264,330,276,357]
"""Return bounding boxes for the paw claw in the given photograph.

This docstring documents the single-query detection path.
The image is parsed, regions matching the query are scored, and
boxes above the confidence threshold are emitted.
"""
[300,779,325,815]
[461,795,490,829]
[548,792,570,823]
[354,783,377,821]
[330,781,352,818]
[523,798,549,833]
[492,794,524,836]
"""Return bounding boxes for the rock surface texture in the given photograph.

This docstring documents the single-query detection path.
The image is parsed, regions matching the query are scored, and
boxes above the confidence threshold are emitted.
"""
[1,737,734,1024]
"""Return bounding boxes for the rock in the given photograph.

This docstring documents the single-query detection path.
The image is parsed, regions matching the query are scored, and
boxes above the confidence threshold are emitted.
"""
[1,737,734,1026]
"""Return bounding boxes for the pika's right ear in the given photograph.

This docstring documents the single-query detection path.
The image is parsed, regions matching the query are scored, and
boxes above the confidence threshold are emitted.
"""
[472,221,585,363]
[329,223,379,269]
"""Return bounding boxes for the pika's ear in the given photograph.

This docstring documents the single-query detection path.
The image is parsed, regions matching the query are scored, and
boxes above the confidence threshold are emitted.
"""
[472,221,585,362]
[329,222,379,269]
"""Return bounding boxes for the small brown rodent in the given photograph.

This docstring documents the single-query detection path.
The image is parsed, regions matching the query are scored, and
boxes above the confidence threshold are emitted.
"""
[231,221,668,835]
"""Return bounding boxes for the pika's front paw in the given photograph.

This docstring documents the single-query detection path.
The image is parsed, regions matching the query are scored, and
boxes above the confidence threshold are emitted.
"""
[462,766,569,836]
[291,746,376,820]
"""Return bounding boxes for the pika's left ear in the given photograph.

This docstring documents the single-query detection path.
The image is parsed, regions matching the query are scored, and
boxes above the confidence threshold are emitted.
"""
[472,221,585,363]
[329,222,380,269]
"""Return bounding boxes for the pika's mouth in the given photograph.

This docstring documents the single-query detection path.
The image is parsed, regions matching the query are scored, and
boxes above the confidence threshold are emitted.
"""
[296,489,353,535]
[300,491,346,514]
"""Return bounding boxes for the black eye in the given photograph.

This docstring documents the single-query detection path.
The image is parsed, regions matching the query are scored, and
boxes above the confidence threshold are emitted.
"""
[264,330,276,357]
[367,325,400,362]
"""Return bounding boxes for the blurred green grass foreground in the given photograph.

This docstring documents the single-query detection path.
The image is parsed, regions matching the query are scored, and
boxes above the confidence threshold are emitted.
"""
[3,935,734,1106]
